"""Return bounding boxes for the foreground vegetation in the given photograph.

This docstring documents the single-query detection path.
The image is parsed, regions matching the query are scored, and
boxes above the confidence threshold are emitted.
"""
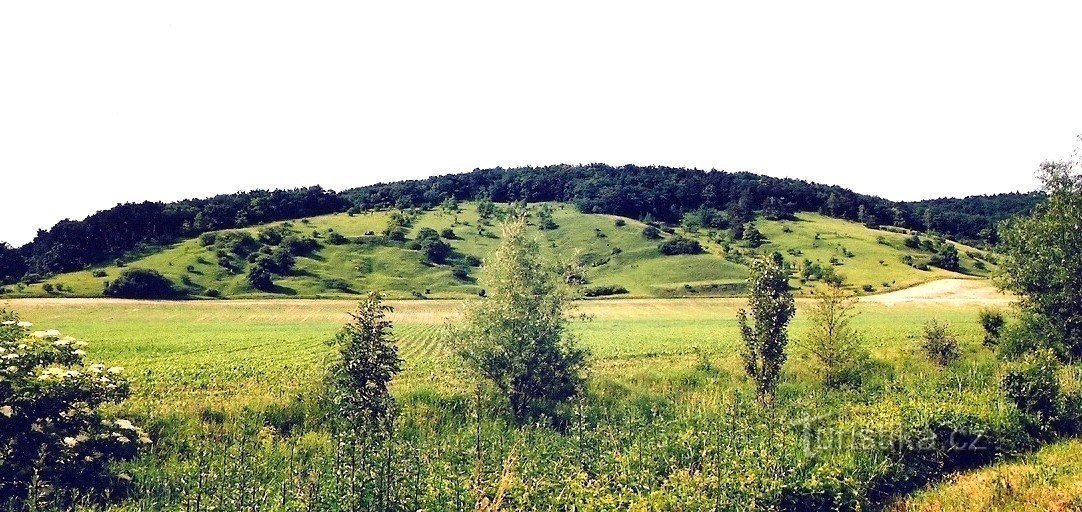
[3,293,1044,510]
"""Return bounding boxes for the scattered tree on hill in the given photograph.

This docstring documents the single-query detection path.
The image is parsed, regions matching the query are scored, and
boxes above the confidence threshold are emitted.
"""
[739,257,795,405]
[476,197,496,223]
[103,268,181,299]
[998,146,1082,360]
[744,224,765,248]
[642,225,662,240]
[246,263,274,291]
[659,236,703,255]
[453,216,588,423]
[411,227,451,263]
[929,244,960,271]
[537,204,558,230]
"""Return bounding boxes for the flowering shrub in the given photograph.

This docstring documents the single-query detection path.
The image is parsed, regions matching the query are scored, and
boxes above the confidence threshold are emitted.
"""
[0,309,148,505]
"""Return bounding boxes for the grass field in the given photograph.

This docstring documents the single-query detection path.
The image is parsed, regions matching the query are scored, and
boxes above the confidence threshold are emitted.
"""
[3,204,996,300]
[7,287,1052,510]
[6,294,996,412]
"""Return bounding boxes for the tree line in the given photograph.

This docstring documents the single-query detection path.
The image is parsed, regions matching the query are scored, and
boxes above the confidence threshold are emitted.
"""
[0,165,1042,284]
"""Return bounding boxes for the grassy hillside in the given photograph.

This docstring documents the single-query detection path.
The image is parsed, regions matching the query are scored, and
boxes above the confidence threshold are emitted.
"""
[2,203,997,299]
[895,439,1082,511]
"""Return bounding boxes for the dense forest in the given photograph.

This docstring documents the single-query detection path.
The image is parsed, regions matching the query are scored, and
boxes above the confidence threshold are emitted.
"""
[0,165,1041,284]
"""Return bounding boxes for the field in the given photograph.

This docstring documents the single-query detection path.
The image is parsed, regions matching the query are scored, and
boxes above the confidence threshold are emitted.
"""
[7,282,1056,510]
[3,204,996,300]
[8,290,1002,410]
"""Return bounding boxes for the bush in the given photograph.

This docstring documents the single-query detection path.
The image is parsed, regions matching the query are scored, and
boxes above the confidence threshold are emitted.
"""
[326,232,349,245]
[929,244,960,271]
[978,308,1006,347]
[281,236,319,256]
[451,265,470,281]
[921,320,960,366]
[91,269,108,278]
[642,225,662,240]
[614,219,626,227]
[0,310,149,503]
[204,288,221,298]
[659,237,703,255]
[323,278,353,292]
[104,269,181,299]
[41,283,54,293]
[1001,350,1063,426]
[246,263,274,291]
[583,285,630,297]
[440,228,456,239]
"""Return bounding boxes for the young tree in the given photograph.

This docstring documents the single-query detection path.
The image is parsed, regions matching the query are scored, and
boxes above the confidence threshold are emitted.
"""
[739,257,795,405]
[454,216,588,422]
[803,283,869,388]
[326,292,403,427]
[999,143,1082,360]
[921,319,960,366]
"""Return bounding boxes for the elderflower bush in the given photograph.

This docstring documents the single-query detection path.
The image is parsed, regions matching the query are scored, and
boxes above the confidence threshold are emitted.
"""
[0,310,149,504]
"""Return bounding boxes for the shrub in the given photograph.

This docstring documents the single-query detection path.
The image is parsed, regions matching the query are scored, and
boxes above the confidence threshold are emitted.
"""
[323,278,352,292]
[91,269,108,278]
[0,310,148,504]
[921,320,960,366]
[659,237,703,255]
[614,219,626,227]
[464,254,482,267]
[451,265,470,281]
[204,288,221,298]
[413,228,451,264]
[246,263,274,291]
[978,308,1006,347]
[104,269,181,299]
[326,232,348,245]
[583,285,630,297]
[929,244,960,271]
[739,257,795,404]
[861,284,874,292]
[440,228,456,239]
[642,225,661,240]
[41,283,54,293]
[1002,349,1063,425]
[281,236,319,256]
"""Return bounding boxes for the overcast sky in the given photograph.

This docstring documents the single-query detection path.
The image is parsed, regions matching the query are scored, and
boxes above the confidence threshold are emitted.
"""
[2,1,1080,246]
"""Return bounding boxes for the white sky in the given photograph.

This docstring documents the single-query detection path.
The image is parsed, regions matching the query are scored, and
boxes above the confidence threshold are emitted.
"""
[2,1,1080,246]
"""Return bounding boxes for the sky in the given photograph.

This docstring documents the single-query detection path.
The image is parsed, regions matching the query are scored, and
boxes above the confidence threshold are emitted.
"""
[2,1,1080,246]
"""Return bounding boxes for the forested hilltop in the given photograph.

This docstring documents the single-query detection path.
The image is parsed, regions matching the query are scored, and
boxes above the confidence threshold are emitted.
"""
[0,164,1040,283]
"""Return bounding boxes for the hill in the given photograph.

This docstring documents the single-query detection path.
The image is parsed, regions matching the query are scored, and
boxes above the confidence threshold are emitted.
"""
[1,165,1040,283]
[0,202,997,299]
